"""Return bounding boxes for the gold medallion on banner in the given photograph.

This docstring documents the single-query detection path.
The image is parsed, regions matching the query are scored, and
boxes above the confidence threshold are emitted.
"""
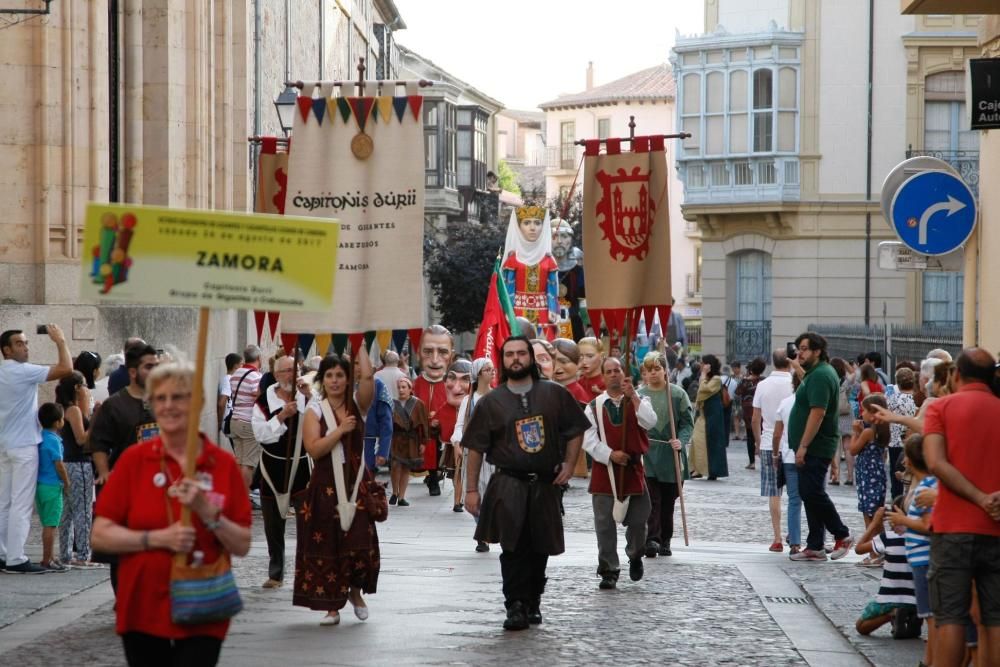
[351,132,374,160]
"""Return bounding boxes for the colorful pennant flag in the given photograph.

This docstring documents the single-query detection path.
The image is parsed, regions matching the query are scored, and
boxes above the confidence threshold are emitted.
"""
[407,96,423,121]
[332,333,349,356]
[297,333,315,359]
[347,332,364,356]
[280,333,298,356]
[348,98,375,132]
[315,333,332,357]
[336,97,351,123]
[391,329,408,353]
[375,330,392,356]
[297,96,313,123]
[376,97,393,125]
[392,96,409,123]
[311,98,327,125]
[407,328,423,357]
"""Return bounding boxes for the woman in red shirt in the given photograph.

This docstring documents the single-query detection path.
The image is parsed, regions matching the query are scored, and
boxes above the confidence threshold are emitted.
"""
[91,362,252,667]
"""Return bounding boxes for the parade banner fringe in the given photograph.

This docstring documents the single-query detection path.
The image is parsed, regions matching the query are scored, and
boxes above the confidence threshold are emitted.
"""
[582,136,672,338]
[281,82,426,334]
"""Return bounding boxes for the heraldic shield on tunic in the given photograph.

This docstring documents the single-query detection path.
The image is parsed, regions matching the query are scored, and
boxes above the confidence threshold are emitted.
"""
[581,136,673,340]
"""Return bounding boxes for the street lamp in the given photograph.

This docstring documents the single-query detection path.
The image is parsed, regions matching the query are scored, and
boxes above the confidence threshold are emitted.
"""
[273,84,298,136]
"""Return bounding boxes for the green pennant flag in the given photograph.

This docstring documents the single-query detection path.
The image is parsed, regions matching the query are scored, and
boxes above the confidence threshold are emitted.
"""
[336,97,352,123]
[332,333,349,355]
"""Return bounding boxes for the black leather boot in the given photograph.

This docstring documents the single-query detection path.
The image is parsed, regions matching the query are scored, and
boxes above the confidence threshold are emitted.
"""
[527,597,542,625]
[503,600,529,631]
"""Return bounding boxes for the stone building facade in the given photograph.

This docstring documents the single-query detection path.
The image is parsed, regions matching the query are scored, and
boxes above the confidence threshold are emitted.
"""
[0,0,405,431]
[672,0,981,362]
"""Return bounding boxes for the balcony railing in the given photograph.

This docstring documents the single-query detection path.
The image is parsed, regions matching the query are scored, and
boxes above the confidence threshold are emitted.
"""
[680,157,800,205]
[725,320,771,363]
[905,148,979,196]
[544,145,583,170]
[685,272,701,298]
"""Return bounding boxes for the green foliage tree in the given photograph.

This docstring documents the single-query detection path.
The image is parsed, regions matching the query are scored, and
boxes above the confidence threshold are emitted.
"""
[548,189,583,224]
[496,159,521,195]
[424,218,508,334]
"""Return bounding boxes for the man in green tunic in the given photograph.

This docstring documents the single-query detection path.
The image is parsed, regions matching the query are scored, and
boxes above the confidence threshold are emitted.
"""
[638,352,694,557]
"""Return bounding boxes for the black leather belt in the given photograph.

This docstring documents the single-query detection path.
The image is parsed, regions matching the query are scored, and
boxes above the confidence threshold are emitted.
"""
[497,467,556,484]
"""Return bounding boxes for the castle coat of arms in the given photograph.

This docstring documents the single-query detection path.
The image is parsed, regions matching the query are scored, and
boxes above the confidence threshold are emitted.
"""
[594,166,655,261]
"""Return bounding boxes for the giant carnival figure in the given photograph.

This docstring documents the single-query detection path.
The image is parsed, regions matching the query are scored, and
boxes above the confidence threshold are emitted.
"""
[502,205,559,340]
[551,218,586,341]
[412,324,454,497]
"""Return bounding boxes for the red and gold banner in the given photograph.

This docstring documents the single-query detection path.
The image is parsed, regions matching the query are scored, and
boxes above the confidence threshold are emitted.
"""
[582,136,672,338]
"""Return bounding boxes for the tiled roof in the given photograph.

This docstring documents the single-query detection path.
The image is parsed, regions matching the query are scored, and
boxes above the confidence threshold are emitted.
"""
[498,109,545,125]
[539,64,675,109]
[397,44,505,110]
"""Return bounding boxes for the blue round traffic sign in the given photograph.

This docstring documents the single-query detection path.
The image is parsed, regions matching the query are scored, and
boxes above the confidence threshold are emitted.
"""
[889,170,977,256]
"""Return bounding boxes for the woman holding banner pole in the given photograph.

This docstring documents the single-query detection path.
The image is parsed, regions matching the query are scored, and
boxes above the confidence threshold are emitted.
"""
[296,348,378,626]
[91,362,252,666]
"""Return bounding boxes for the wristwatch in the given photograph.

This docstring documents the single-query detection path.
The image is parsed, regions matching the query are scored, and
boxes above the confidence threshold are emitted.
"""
[203,512,222,531]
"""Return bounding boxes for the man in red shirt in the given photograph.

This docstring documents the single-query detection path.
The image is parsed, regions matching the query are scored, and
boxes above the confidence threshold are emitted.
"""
[923,347,1000,666]
[412,325,453,497]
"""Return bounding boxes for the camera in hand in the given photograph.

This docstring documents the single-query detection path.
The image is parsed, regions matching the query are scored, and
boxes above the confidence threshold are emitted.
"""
[786,341,797,360]
[36,324,48,335]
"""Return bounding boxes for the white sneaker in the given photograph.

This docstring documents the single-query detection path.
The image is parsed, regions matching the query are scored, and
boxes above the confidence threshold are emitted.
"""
[319,612,340,626]
[830,534,855,560]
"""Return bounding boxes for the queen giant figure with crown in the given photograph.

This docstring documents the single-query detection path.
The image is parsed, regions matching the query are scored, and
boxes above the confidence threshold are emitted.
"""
[502,205,560,340]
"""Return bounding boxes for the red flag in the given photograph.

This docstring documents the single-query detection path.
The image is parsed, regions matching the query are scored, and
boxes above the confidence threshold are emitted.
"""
[473,267,512,387]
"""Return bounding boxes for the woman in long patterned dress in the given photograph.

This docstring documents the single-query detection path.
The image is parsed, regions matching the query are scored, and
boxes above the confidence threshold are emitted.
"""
[389,376,430,507]
[295,349,376,626]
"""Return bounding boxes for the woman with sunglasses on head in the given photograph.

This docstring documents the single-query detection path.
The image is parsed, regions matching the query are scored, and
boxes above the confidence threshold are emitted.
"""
[91,362,252,667]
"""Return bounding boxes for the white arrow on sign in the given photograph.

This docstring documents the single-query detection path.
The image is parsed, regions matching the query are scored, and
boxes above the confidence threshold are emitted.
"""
[918,195,966,246]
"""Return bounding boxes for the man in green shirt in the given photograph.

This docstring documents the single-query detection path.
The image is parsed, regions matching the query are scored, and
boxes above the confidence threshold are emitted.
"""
[787,332,854,562]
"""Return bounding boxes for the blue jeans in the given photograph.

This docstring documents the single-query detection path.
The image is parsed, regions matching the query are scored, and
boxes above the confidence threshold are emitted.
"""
[798,454,849,552]
[783,463,802,546]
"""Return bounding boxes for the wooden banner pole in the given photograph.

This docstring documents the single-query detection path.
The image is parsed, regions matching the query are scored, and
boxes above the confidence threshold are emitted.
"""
[180,306,211,528]
[665,375,690,547]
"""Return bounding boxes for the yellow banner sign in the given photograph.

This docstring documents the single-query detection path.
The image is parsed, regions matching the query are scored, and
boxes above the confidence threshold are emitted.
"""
[80,203,338,311]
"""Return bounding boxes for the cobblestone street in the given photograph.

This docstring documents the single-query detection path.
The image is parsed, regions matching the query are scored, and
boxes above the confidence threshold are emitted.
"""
[0,443,926,666]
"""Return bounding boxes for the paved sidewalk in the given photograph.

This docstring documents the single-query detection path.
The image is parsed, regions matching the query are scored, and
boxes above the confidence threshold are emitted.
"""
[0,442,926,666]
[0,513,109,630]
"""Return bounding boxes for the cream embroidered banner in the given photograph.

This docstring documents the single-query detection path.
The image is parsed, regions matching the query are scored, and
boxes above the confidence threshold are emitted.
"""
[281,81,426,333]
